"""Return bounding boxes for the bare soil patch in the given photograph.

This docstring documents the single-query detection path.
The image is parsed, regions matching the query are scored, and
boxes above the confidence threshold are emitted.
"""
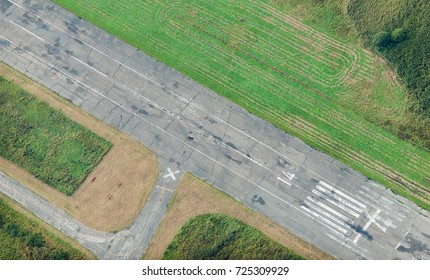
[144,173,332,260]
[0,63,158,232]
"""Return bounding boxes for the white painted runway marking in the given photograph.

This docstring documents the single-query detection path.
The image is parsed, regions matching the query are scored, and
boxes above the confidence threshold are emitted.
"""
[320,181,367,209]
[282,171,295,181]
[311,189,360,218]
[301,205,347,234]
[8,20,45,42]
[353,209,382,244]
[155,185,173,192]
[277,177,291,186]
[163,168,179,181]
[70,55,108,77]
[316,185,364,214]
[307,196,354,224]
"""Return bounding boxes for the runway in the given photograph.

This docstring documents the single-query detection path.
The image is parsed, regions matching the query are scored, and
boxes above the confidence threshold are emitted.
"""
[0,0,429,259]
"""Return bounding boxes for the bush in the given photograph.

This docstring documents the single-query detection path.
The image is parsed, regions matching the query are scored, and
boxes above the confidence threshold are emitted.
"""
[26,233,45,248]
[392,27,407,43]
[48,249,70,260]
[372,31,392,50]
[4,223,24,237]
[0,214,4,228]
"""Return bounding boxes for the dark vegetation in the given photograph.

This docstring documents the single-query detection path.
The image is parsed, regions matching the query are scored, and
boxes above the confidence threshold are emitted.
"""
[163,214,304,260]
[0,197,88,259]
[348,0,430,118]
[0,76,111,195]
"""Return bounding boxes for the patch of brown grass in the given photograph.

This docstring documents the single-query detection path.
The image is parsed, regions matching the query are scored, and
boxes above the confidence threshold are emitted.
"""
[0,63,158,232]
[144,173,333,260]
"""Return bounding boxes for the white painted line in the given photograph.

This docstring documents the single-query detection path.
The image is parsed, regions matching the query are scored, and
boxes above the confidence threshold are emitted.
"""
[353,209,382,244]
[301,205,348,234]
[282,171,295,180]
[277,177,291,186]
[316,185,364,214]
[304,201,348,226]
[70,55,108,77]
[320,181,367,209]
[8,20,45,42]
[312,189,360,218]
[163,168,179,181]
[307,196,354,224]
[326,233,368,259]
[8,0,24,9]
[155,185,173,192]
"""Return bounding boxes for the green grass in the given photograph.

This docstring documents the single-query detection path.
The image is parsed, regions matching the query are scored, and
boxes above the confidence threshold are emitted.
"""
[0,195,89,259]
[0,76,111,195]
[51,0,430,208]
[348,0,430,117]
[163,213,304,260]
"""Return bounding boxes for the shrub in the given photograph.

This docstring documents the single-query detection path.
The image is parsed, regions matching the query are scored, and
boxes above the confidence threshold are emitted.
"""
[4,223,23,237]
[26,233,45,248]
[48,249,70,260]
[372,31,392,50]
[0,214,4,228]
[392,27,407,43]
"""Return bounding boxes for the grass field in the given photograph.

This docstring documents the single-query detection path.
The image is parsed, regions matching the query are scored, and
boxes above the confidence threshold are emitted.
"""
[0,76,111,196]
[52,0,430,209]
[164,213,304,260]
[144,174,332,260]
[0,63,158,232]
[348,0,430,119]
[0,194,92,259]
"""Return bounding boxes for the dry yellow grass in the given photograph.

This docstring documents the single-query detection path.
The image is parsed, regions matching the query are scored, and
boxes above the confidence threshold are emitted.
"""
[144,173,333,260]
[0,63,158,232]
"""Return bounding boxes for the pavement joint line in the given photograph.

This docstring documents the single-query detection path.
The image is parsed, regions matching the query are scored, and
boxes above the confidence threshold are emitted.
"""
[0,39,358,243]
[8,20,45,42]
[6,0,373,205]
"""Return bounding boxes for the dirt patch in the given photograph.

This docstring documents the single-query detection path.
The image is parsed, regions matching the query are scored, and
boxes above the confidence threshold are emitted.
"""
[144,173,333,260]
[0,63,158,232]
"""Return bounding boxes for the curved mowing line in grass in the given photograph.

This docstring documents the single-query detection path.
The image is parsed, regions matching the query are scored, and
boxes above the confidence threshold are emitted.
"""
[52,0,430,208]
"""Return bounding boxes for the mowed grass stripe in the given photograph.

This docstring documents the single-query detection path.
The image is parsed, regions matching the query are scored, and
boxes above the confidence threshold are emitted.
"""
[52,0,430,208]
[0,76,111,195]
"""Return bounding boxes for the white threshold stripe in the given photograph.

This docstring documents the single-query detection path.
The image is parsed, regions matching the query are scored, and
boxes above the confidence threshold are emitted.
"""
[312,189,360,218]
[320,181,367,209]
[304,200,348,227]
[70,55,108,77]
[316,185,364,214]
[307,196,354,224]
[277,177,291,186]
[8,20,45,42]
[301,205,347,234]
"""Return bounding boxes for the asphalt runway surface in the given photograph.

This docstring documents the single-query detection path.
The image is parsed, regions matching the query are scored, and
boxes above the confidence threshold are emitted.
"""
[1,0,429,259]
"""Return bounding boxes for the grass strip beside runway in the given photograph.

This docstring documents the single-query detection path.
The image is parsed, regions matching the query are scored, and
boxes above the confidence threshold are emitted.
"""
[164,213,304,260]
[0,76,111,195]
[0,194,92,259]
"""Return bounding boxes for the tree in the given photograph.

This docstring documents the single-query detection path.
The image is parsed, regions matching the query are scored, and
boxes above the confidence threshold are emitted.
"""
[372,31,392,50]
[392,27,407,43]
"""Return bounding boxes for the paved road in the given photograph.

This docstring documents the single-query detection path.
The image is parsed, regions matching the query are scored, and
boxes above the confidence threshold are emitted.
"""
[1,0,429,259]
